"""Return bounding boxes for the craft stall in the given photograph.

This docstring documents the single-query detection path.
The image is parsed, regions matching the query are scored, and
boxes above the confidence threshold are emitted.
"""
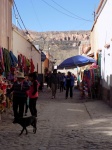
[79,63,101,100]
[0,47,35,118]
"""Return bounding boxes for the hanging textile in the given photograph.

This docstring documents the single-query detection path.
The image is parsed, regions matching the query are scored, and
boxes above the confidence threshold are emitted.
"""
[98,53,101,77]
[3,48,11,73]
[18,54,22,67]
[22,55,26,71]
[9,51,18,67]
[30,59,35,73]
[0,48,5,73]
[26,59,30,67]
[18,54,23,72]
[25,58,30,75]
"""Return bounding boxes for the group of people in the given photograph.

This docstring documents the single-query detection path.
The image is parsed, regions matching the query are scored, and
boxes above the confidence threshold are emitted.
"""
[46,70,76,99]
[7,72,39,123]
[7,69,76,122]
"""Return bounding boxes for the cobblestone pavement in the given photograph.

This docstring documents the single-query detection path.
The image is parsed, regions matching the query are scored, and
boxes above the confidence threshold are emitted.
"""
[1,87,112,150]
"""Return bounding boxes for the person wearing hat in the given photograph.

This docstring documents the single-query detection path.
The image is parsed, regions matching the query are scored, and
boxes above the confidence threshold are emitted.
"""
[7,72,29,123]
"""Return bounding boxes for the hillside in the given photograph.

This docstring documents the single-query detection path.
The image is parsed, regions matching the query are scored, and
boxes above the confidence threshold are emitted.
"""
[29,31,90,65]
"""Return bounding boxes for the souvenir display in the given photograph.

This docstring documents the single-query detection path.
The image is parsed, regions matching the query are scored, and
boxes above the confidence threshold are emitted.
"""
[80,64,101,100]
[0,47,35,115]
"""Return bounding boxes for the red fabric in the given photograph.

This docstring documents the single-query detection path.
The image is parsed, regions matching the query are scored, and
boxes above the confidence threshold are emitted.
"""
[2,101,6,107]
[22,56,27,72]
[90,63,99,69]
[26,80,39,98]
[0,48,5,72]
[30,59,35,73]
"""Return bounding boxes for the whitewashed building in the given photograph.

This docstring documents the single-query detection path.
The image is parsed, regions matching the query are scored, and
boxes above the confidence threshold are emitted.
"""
[12,26,41,73]
[91,0,112,104]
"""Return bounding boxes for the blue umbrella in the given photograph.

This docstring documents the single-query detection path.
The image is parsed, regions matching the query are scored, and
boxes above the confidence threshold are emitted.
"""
[58,55,96,69]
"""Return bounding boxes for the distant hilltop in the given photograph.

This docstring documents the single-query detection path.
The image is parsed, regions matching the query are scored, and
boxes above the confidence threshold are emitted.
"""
[29,30,90,65]
[29,30,90,42]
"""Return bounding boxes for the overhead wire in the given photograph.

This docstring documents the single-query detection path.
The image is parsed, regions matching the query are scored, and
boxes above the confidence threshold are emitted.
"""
[13,0,28,33]
[30,0,44,32]
[13,0,34,41]
[30,0,50,48]
[41,0,87,21]
[51,0,92,22]
[13,5,23,31]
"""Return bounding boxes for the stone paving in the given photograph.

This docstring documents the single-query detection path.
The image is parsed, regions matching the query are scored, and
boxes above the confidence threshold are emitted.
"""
[1,87,112,150]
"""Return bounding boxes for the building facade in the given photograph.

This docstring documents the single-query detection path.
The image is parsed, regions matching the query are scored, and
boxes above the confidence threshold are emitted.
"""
[12,26,41,73]
[91,0,112,104]
[0,0,13,49]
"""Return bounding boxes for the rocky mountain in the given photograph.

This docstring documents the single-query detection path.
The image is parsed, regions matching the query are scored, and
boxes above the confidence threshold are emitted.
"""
[29,31,90,65]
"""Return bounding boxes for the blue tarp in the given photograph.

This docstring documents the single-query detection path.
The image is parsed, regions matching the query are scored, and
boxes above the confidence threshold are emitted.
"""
[41,52,46,62]
[58,55,96,69]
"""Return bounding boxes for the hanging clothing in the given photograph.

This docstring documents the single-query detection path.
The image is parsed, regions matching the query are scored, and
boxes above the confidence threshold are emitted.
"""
[26,59,30,67]
[30,59,35,73]
[18,54,22,67]
[18,54,24,72]
[25,59,30,75]
[23,56,27,73]
[3,48,11,73]
[9,51,18,67]
[0,48,5,72]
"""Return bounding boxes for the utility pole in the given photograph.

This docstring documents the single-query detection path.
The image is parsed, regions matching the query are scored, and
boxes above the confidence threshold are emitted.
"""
[15,15,18,27]
[94,11,96,21]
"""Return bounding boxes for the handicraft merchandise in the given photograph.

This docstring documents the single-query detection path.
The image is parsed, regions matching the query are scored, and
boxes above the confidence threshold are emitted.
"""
[80,68,101,100]
[0,47,35,114]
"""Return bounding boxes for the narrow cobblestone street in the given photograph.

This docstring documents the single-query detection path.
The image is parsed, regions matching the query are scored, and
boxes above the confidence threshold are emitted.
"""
[1,87,112,150]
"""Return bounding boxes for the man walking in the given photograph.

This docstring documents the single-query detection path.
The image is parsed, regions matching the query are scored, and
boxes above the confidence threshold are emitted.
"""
[65,72,74,99]
[7,72,29,123]
[50,69,58,99]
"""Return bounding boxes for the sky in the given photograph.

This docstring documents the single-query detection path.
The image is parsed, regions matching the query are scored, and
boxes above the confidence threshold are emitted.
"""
[12,0,100,32]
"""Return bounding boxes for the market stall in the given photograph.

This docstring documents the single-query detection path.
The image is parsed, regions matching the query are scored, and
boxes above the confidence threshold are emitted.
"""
[79,63,101,100]
[0,47,35,119]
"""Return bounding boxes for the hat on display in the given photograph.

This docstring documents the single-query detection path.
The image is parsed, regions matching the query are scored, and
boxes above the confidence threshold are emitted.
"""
[17,72,25,79]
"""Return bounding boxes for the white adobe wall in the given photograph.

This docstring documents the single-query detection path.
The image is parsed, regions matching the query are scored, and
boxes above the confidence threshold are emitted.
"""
[91,0,112,89]
[12,29,41,73]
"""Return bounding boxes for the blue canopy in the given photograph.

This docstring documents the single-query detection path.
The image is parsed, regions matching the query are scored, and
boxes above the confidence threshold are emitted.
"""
[58,55,96,69]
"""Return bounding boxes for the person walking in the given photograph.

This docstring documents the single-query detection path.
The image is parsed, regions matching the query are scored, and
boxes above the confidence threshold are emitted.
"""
[7,72,29,123]
[47,71,52,89]
[57,72,60,89]
[59,73,64,92]
[27,72,39,117]
[65,72,74,99]
[50,69,58,99]
[24,74,30,116]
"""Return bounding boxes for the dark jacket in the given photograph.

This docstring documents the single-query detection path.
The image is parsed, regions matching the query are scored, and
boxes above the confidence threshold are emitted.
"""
[9,51,18,67]
[8,81,29,98]
[66,75,71,87]
[66,75,74,87]
[50,73,58,84]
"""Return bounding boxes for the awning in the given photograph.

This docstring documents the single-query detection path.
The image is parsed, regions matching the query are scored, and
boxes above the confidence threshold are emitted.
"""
[58,55,96,69]
[82,46,91,54]
[41,52,46,62]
